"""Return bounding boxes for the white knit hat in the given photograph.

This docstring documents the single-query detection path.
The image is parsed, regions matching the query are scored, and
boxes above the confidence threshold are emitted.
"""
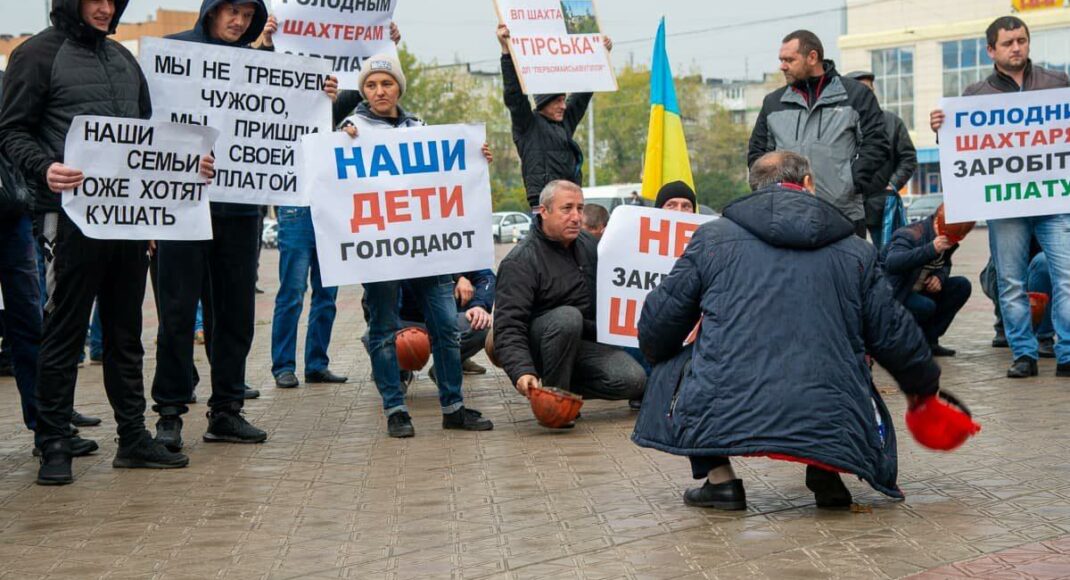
[358,53,407,98]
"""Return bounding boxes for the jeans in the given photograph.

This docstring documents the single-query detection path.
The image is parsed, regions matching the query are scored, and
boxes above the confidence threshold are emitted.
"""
[528,306,647,400]
[988,215,1070,364]
[0,214,41,430]
[364,275,464,415]
[270,207,338,377]
[87,304,102,360]
[903,277,972,344]
[1028,253,1054,340]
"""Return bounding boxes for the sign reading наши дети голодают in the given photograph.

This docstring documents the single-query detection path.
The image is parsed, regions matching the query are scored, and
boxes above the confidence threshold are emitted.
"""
[939,87,1070,224]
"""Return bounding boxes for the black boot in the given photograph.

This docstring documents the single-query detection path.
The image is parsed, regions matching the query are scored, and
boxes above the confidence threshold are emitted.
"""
[36,439,73,485]
[992,329,1009,348]
[683,479,747,510]
[929,343,956,357]
[443,407,493,431]
[113,433,189,469]
[1057,362,1070,378]
[155,415,184,452]
[1007,356,1038,378]
[806,465,852,509]
[203,407,267,444]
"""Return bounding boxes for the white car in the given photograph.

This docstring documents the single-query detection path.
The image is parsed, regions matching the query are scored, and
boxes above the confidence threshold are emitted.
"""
[492,211,532,243]
[261,218,278,248]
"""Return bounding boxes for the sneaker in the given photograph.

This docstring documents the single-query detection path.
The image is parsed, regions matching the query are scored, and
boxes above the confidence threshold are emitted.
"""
[929,343,956,357]
[203,408,267,444]
[71,411,102,427]
[275,371,299,389]
[683,479,747,510]
[806,465,853,509]
[155,415,184,452]
[1039,337,1055,359]
[36,439,73,485]
[442,407,493,431]
[243,385,261,399]
[33,435,98,458]
[462,359,487,375]
[113,434,189,469]
[305,369,347,384]
[1007,356,1038,378]
[387,411,415,438]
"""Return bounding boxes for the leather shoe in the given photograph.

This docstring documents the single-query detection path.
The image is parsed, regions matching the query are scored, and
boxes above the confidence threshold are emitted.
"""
[387,411,415,438]
[36,439,73,485]
[806,465,852,509]
[33,435,98,458]
[243,385,260,399]
[992,330,1009,348]
[628,398,643,411]
[1057,363,1070,378]
[929,343,956,357]
[71,411,102,427]
[1039,338,1055,359]
[305,369,347,384]
[683,479,746,510]
[275,371,299,389]
[1007,356,1038,378]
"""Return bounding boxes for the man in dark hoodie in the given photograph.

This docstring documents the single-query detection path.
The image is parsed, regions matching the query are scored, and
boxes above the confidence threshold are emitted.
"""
[748,30,889,238]
[635,151,940,510]
[0,0,211,484]
[151,0,337,453]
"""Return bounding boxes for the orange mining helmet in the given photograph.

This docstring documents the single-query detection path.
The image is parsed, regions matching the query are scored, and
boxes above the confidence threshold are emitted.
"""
[395,327,431,372]
[1029,292,1049,327]
[934,204,975,245]
[528,385,583,429]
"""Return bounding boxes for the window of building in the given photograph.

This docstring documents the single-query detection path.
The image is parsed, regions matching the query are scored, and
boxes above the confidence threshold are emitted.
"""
[942,38,993,97]
[1032,27,1070,77]
[871,47,914,130]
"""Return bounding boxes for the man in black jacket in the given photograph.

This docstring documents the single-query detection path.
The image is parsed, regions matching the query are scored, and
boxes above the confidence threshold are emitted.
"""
[494,180,646,405]
[0,0,202,484]
[497,25,610,210]
[845,70,917,250]
[748,30,889,237]
[881,210,972,357]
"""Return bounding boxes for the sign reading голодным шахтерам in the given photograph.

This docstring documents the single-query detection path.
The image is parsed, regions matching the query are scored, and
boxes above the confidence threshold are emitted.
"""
[938,87,1070,224]
[301,124,494,286]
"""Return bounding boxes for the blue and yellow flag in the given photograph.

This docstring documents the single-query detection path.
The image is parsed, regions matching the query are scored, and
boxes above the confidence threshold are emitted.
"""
[641,18,694,201]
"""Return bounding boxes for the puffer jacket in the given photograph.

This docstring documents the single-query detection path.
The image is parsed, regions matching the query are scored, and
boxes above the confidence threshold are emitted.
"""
[964,60,1069,96]
[501,55,590,208]
[0,0,150,215]
[633,186,940,498]
[493,217,598,384]
[748,61,889,222]
[881,218,959,304]
[168,0,268,218]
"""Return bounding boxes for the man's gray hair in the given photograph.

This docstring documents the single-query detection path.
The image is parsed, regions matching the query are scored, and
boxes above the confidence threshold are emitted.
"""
[539,180,583,210]
[748,151,812,191]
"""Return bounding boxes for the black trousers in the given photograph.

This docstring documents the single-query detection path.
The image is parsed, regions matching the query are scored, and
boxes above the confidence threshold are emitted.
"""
[689,456,730,479]
[152,214,258,414]
[35,213,149,447]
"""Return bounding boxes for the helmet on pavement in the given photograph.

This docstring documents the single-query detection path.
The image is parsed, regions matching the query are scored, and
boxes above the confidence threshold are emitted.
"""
[528,385,583,429]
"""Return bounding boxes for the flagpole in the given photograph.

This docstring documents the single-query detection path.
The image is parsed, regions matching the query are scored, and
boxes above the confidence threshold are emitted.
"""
[588,96,596,188]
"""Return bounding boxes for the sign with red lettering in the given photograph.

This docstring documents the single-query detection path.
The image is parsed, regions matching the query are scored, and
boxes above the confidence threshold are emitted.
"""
[494,0,617,94]
[271,0,397,89]
[301,124,494,286]
[596,206,714,348]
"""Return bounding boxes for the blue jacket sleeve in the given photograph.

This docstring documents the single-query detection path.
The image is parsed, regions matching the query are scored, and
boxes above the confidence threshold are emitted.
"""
[462,269,496,312]
[638,233,706,364]
[883,228,938,275]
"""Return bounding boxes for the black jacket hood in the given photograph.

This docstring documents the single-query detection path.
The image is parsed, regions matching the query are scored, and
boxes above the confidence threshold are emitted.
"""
[172,0,267,47]
[52,0,130,44]
[723,186,855,250]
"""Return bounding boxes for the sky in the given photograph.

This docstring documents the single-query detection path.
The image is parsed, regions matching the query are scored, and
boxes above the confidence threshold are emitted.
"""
[1,0,850,81]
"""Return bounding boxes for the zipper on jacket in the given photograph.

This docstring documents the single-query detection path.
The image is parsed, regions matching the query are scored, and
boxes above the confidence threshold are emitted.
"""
[794,111,802,141]
[667,359,692,420]
[817,107,824,140]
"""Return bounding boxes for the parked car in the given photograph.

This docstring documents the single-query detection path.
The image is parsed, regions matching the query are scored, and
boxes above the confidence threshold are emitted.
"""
[492,211,532,243]
[583,183,644,214]
[905,193,944,224]
[261,218,278,249]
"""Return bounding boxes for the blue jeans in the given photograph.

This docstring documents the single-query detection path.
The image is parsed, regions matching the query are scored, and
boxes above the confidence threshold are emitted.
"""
[364,275,463,415]
[270,207,338,377]
[88,304,102,359]
[0,214,41,430]
[1028,253,1054,340]
[989,215,1070,363]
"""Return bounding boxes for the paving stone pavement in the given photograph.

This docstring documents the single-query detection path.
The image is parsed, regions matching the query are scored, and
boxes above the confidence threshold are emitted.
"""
[0,231,1068,579]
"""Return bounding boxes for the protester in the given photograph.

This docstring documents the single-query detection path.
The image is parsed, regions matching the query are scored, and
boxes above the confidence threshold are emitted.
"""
[627,191,645,206]
[634,151,940,510]
[497,25,611,210]
[340,53,494,438]
[581,204,609,240]
[654,181,696,213]
[845,71,917,250]
[1025,253,1056,359]
[0,0,218,484]
[151,0,340,452]
[403,271,496,381]
[882,205,973,357]
[494,180,646,407]
[748,31,889,237]
[931,16,1069,378]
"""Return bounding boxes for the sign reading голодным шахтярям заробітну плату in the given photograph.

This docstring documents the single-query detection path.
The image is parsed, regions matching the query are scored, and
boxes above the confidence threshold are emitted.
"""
[301,124,494,286]
[494,0,617,94]
[596,206,714,349]
[938,87,1070,224]
[270,0,397,89]
[62,116,219,240]
[139,37,332,207]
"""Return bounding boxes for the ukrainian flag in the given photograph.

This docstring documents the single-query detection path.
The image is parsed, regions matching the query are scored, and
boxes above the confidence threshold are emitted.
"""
[641,18,694,201]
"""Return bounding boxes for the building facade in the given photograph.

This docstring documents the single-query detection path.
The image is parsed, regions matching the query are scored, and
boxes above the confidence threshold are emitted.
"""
[839,0,1070,195]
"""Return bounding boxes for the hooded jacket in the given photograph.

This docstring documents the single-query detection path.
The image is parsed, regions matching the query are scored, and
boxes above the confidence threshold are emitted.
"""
[632,186,940,498]
[748,61,889,222]
[493,217,598,384]
[0,0,150,215]
[170,0,268,218]
[880,218,959,304]
[501,55,590,208]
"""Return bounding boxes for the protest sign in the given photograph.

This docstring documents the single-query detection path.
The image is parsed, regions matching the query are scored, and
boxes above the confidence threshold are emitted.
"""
[271,0,397,88]
[597,206,714,348]
[494,0,617,94]
[938,86,1070,223]
[139,37,332,207]
[62,116,219,241]
[301,124,494,286]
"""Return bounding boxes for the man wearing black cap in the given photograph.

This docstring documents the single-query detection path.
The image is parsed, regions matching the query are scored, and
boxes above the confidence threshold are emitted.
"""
[497,25,611,210]
[654,181,697,213]
[845,70,916,250]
